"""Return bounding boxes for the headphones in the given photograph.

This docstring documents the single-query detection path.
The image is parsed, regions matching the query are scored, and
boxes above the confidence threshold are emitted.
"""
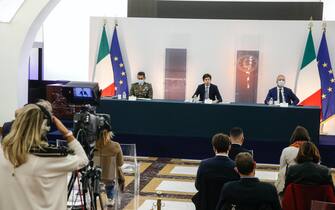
[35,104,52,127]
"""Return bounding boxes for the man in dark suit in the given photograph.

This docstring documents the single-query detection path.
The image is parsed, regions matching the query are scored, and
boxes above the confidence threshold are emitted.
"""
[216,152,281,210]
[193,133,239,210]
[229,127,251,161]
[193,73,223,103]
[264,74,299,105]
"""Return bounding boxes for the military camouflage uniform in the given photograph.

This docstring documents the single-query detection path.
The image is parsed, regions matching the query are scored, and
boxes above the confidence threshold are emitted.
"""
[130,82,153,99]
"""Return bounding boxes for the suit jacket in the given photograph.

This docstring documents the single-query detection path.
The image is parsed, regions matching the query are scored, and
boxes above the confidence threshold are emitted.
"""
[216,178,282,210]
[285,161,333,189]
[193,156,239,210]
[264,87,299,105]
[228,144,252,161]
[193,84,223,102]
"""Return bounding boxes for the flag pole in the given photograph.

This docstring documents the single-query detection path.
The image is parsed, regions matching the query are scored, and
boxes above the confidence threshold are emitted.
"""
[322,22,326,32]
[308,16,313,29]
[320,123,326,135]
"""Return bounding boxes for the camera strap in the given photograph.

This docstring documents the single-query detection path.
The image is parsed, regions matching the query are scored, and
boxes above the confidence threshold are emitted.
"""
[30,145,74,157]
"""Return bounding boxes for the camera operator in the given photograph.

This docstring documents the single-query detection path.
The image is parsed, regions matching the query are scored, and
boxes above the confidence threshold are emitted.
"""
[94,129,125,201]
[1,99,53,139]
[0,104,89,210]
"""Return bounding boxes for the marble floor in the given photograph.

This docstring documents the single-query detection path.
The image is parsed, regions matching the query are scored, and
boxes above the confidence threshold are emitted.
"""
[116,157,283,210]
[67,157,335,210]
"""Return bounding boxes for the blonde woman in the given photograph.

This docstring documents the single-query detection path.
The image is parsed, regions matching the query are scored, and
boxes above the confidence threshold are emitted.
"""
[0,104,88,210]
[1,99,52,138]
[94,129,125,200]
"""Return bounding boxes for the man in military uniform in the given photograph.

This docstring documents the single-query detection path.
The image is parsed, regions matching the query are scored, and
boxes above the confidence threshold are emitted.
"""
[130,72,153,99]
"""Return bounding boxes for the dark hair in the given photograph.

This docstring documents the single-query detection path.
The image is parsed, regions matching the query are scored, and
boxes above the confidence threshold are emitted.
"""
[290,125,311,144]
[235,152,255,175]
[295,142,320,164]
[230,127,243,138]
[202,73,212,81]
[137,71,146,78]
[212,133,231,153]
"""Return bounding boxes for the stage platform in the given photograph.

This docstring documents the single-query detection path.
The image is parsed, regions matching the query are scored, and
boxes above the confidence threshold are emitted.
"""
[47,99,335,167]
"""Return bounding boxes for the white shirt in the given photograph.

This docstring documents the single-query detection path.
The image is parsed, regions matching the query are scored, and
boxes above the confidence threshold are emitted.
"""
[216,153,228,157]
[275,146,299,193]
[0,139,88,210]
[277,86,286,103]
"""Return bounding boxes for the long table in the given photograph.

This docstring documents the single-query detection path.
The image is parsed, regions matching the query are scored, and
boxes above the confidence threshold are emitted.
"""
[97,99,320,162]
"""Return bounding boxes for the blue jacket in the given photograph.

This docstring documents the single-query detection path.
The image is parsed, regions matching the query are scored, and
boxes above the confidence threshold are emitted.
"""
[264,87,300,105]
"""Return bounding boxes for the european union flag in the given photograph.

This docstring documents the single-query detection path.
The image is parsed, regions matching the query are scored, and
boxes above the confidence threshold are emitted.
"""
[110,27,129,96]
[317,30,335,122]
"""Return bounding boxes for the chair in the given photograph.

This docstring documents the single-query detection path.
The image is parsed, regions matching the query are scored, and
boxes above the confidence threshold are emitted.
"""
[282,184,335,210]
[193,173,238,210]
[311,200,335,210]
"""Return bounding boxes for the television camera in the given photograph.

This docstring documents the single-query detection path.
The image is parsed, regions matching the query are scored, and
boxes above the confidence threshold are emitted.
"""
[62,81,111,210]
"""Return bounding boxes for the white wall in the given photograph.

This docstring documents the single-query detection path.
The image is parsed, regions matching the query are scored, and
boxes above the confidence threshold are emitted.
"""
[0,0,60,124]
[323,0,335,21]
[42,0,335,82]
[88,18,335,103]
[43,0,127,81]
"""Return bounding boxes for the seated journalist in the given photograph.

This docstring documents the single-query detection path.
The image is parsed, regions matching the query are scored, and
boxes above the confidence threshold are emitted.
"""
[216,152,281,210]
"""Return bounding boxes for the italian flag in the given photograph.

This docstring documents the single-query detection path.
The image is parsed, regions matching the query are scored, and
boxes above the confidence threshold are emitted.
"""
[296,29,321,107]
[93,25,115,96]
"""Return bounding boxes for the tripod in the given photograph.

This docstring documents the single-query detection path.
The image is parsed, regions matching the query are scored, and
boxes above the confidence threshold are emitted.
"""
[67,129,103,210]
[67,162,103,210]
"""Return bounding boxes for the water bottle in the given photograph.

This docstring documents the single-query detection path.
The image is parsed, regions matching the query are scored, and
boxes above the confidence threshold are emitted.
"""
[268,97,273,105]
[122,91,127,99]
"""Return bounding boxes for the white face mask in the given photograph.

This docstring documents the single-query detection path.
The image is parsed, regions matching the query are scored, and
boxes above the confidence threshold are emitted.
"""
[277,80,285,87]
[138,80,144,85]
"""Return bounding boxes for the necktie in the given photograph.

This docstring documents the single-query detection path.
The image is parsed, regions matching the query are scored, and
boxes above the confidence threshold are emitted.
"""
[279,88,283,103]
[205,86,209,99]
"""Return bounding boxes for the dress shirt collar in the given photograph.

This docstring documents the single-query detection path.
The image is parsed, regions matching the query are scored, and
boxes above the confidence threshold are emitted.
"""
[216,153,228,157]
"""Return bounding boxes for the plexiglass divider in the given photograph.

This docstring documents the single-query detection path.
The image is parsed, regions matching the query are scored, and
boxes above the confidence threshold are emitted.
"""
[120,144,140,210]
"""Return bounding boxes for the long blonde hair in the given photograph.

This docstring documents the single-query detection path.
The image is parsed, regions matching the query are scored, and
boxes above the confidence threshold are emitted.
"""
[96,129,114,147]
[1,104,48,167]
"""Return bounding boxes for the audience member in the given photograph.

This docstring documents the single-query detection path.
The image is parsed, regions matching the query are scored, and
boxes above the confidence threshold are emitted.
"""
[229,127,251,160]
[192,133,239,210]
[94,129,125,201]
[275,125,310,194]
[216,152,281,210]
[0,104,88,210]
[285,141,333,188]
